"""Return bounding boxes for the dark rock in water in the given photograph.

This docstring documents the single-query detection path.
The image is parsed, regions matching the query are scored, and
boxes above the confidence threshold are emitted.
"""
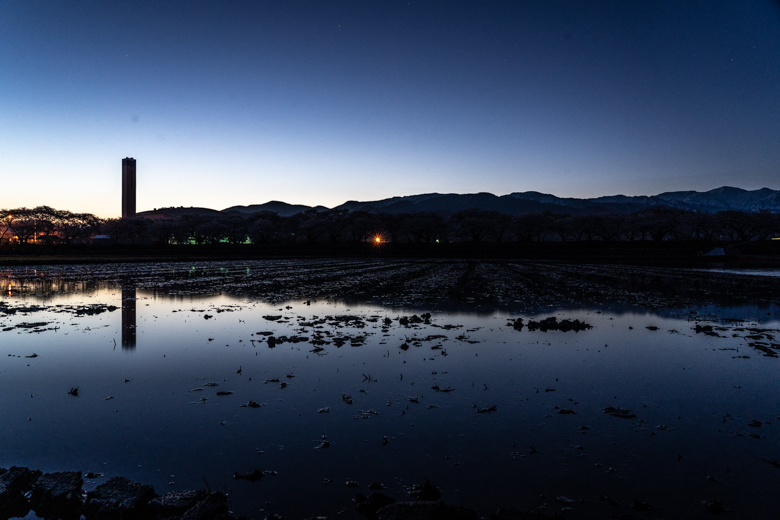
[507,318,524,331]
[526,317,592,332]
[273,335,309,345]
[376,501,478,520]
[0,466,42,491]
[84,476,158,519]
[180,491,229,520]
[598,495,619,506]
[701,498,724,514]
[409,480,441,501]
[150,489,208,517]
[489,507,565,519]
[354,492,395,519]
[0,466,43,517]
[761,458,780,469]
[234,470,264,482]
[30,471,84,519]
[695,324,715,334]
[603,406,637,419]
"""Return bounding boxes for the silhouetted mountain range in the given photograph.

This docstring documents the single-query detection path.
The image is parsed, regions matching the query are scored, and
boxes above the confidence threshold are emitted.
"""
[137,207,223,218]
[334,187,780,215]
[223,201,329,217]
[142,187,779,218]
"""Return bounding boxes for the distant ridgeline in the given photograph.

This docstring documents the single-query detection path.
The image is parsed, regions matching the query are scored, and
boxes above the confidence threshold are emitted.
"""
[142,186,780,219]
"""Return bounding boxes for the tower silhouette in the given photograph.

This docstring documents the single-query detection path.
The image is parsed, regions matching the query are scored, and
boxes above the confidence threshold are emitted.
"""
[122,158,136,218]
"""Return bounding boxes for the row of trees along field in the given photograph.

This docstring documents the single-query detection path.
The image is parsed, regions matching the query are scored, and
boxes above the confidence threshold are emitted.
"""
[0,206,102,245]
[1,206,778,246]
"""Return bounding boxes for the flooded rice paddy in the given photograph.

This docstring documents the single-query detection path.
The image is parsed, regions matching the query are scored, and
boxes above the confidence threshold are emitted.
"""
[1,259,779,519]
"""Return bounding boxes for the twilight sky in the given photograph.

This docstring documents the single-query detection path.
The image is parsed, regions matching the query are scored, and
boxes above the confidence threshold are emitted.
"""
[1,0,779,218]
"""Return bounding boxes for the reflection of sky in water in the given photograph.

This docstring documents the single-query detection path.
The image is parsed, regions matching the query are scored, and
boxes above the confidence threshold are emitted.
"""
[1,289,779,519]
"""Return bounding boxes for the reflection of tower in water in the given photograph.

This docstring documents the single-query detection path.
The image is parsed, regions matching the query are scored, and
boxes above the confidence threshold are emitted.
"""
[121,285,136,349]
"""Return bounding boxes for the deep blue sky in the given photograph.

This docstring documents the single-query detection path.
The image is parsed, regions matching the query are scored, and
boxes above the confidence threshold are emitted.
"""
[2,0,779,217]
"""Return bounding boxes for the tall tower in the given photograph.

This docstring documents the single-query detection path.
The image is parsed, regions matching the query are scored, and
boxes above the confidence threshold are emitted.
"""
[122,157,136,218]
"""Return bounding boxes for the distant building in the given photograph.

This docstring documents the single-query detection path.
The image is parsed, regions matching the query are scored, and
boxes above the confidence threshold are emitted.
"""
[122,157,136,218]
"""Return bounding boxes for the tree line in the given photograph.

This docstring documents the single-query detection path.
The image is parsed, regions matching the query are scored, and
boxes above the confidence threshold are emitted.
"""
[1,205,778,247]
[0,206,101,245]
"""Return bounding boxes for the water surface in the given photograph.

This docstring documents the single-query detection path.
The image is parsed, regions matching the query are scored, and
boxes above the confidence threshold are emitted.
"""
[1,262,779,519]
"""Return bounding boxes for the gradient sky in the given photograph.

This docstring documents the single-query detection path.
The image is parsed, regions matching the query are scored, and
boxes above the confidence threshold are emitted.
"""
[2,1,779,217]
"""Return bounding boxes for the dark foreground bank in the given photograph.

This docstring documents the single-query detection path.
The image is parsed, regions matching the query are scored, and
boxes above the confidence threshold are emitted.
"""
[0,466,238,520]
[0,467,727,520]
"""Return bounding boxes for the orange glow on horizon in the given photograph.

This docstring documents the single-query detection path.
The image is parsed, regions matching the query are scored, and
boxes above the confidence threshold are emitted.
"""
[371,232,388,248]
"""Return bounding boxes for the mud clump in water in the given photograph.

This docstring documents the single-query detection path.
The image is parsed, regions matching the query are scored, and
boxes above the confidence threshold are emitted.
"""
[526,317,592,332]
[603,406,638,419]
